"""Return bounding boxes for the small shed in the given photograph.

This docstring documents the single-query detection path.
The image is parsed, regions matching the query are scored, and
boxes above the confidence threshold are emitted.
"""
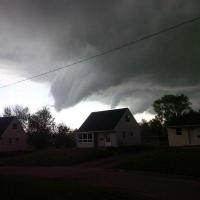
[167,113,200,147]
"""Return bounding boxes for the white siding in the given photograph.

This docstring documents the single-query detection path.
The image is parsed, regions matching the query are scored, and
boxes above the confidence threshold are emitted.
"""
[97,132,118,147]
[115,110,141,146]
[76,141,95,148]
[190,128,200,145]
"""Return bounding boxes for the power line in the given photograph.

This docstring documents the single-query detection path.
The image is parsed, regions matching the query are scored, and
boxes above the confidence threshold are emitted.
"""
[1,15,200,89]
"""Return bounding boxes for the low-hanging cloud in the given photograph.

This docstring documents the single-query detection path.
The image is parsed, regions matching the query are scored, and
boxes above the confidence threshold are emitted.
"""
[0,0,200,114]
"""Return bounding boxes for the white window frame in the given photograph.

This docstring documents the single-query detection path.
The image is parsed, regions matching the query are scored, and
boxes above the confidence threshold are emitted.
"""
[78,133,93,143]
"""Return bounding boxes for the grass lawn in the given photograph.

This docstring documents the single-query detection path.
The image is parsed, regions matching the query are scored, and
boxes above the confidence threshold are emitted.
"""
[0,148,117,166]
[114,147,200,178]
[0,176,136,200]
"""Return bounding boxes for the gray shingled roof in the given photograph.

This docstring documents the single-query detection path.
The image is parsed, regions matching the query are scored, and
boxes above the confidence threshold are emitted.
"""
[0,117,15,135]
[77,108,128,132]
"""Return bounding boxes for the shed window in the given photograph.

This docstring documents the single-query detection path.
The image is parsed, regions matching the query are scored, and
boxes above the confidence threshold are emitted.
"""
[176,128,182,135]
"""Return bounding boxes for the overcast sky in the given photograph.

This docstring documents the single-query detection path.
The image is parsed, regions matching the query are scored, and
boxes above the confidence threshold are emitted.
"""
[0,0,200,128]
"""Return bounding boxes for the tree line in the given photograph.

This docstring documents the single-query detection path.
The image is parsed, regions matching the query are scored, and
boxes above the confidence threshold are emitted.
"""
[2,106,76,148]
[140,94,200,145]
[2,94,199,147]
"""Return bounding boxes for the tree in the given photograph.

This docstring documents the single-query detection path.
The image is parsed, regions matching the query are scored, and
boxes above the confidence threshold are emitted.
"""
[57,123,70,134]
[153,94,192,124]
[140,118,167,145]
[140,119,150,142]
[27,107,55,148]
[3,107,12,117]
[3,105,30,130]
[53,124,75,148]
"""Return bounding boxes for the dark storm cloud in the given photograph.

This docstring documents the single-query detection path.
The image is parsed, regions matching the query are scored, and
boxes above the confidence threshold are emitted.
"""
[0,0,200,113]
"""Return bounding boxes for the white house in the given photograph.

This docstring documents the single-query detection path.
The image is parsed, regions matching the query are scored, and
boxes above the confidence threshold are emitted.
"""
[167,113,200,147]
[76,108,141,148]
[0,117,27,152]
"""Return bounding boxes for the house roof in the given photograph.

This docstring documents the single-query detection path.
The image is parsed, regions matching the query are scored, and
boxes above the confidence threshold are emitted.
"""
[77,108,128,132]
[0,117,15,135]
[167,112,200,128]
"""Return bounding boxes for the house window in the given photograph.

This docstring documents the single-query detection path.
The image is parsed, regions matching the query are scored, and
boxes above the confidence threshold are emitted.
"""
[106,137,111,142]
[83,133,87,142]
[8,138,12,144]
[176,128,182,135]
[130,131,133,136]
[122,131,126,138]
[88,133,92,142]
[12,123,18,130]
[78,133,93,143]
[16,138,19,143]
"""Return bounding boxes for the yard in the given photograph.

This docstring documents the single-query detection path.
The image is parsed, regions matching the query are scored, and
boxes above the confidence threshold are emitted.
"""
[0,176,136,200]
[1,146,200,179]
[1,147,200,200]
[114,147,200,178]
[0,148,117,166]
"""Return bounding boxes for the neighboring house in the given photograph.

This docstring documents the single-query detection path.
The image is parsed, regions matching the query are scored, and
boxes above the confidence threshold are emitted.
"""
[167,114,200,147]
[0,117,27,152]
[76,108,141,148]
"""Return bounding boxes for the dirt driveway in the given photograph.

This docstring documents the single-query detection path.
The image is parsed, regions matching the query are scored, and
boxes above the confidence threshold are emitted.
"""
[0,165,200,200]
[77,153,133,168]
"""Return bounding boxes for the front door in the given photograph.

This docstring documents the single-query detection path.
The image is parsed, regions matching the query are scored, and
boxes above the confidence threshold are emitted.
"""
[97,133,105,147]
[97,133,112,147]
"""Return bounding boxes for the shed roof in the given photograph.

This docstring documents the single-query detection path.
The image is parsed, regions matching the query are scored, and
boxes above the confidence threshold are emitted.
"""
[167,112,200,128]
[77,108,128,132]
[0,117,15,135]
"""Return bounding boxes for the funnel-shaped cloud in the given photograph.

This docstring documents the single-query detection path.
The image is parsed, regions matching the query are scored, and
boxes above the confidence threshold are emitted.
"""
[0,0,199,113]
